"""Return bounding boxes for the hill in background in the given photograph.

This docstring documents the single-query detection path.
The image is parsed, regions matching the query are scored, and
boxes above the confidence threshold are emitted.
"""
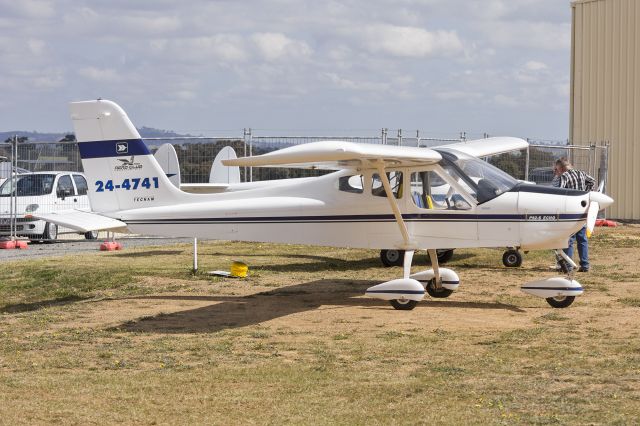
[1,127,195,143]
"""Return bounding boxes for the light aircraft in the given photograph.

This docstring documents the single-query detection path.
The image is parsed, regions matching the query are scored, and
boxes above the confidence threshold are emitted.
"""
[36,99,613,310]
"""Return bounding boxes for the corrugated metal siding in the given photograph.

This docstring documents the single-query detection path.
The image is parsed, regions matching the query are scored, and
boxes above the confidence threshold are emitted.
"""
[571,0,640,219]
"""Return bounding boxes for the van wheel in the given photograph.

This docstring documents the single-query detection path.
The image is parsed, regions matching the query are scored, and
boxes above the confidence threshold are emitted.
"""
[84,230,99,240]
[380,249,404,267]
[502,249,523,267]
[43,223,58,243]
[436,249,455,264]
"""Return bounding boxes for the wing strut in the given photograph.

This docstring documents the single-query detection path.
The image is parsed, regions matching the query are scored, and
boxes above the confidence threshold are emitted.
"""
[375,162,412,248]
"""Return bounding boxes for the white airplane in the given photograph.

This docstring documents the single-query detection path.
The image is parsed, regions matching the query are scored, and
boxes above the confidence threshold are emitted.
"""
[36,99,613,310]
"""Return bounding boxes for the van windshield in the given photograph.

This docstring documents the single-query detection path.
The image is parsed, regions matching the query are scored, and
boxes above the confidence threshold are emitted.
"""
[0,174,56,197]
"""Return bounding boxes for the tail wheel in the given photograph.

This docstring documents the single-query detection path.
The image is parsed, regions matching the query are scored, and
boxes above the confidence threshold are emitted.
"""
[390,299,418,310]
[502,249,523,267]
[425,279,454,298]
[546,296,575,308]
[380,249,405,267]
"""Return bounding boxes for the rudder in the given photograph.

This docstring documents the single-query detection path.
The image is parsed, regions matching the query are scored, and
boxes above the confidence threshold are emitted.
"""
[70,99,188,213]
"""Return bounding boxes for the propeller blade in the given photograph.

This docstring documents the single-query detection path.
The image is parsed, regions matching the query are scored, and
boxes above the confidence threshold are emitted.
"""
[586,201,599,238]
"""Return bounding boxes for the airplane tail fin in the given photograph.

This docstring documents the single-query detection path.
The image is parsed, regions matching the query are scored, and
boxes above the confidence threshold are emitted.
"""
[210,146,241,184]
[70,99,189,213]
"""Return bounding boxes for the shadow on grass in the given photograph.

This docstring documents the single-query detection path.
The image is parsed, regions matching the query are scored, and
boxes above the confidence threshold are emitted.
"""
[209,252,481,274]
[114,279,525,334]
[0,295,89,313]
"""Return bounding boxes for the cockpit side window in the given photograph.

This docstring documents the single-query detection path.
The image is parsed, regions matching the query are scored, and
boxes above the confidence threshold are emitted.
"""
[372,172,403,199]
[338,175,364,194]
[411,170,472,210]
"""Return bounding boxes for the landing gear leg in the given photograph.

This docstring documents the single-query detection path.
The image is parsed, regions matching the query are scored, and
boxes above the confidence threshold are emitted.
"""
[426,249,454,298]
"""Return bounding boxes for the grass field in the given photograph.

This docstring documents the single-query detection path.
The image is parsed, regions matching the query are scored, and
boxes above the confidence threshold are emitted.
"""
[1,226,640,424]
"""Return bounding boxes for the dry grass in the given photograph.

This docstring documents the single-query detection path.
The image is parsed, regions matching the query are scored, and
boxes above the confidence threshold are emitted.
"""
[1,226,640,424]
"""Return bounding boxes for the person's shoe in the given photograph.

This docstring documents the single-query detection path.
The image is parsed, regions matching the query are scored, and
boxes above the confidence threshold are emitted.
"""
[578,267,590,272]
[549,264,562,271]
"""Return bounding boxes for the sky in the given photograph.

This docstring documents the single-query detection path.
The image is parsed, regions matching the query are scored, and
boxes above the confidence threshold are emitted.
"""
[0,0,573,140]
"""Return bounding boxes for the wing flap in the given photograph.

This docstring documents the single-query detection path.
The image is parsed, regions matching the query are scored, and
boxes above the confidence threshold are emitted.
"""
[223,141,442,169]
[32,210,128,233]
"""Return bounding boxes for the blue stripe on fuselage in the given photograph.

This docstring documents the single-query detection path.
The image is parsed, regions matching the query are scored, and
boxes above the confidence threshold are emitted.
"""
[123,212,588,225]
[78,139,150,159]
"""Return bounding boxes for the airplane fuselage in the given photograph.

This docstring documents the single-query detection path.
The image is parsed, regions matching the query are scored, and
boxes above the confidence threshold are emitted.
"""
[113,169,587,251]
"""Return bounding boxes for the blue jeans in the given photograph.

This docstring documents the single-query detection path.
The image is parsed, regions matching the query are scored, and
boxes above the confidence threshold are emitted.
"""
[563,226,589,269]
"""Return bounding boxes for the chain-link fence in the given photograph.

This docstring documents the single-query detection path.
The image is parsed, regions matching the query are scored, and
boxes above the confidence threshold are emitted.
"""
[526,143,609,188]
[0,134,609,243]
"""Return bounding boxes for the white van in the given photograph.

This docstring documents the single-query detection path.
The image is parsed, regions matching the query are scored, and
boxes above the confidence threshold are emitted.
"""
[0,172,97,241]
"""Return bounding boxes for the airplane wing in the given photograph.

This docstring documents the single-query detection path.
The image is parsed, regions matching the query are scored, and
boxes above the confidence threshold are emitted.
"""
[222,141,442,169]
[439,137,528,157]
[31,210,128,233]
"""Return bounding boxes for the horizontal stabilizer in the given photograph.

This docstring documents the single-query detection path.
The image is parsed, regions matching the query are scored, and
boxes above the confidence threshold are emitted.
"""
[32,210,128,233]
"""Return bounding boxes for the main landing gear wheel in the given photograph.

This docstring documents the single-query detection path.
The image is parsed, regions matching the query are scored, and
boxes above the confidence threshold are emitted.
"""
[425,279,454,298]
[380,249,404,267]
[545,296,575,308]
[436,249,454,264]
[84,230,99,240]
[390,299,418,310]
[502,249,523,267]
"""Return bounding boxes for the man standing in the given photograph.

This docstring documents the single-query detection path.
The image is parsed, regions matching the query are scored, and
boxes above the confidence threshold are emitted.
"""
[555,157,596,272]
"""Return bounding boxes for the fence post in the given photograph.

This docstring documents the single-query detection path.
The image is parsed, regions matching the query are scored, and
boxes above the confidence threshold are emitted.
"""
[10,135,17,240]
[381,128,387,145]
[524,144,530,182]
[193,237,198,273]
[397,129,402,146]
[248,128,253,182]
[600,142,609,193]
[243,128,250,182]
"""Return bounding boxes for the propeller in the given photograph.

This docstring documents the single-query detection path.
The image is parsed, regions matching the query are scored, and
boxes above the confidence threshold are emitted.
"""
[586,201,599,238]
[586,191,614,238]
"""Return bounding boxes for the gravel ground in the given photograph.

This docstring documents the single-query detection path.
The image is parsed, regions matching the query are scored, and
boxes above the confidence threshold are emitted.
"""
[0,236,193,261]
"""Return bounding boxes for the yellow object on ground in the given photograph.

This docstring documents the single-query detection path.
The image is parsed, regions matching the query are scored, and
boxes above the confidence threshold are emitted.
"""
[230,261,248,278]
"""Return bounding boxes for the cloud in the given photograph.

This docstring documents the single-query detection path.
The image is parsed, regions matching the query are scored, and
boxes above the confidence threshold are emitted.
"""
[479,21,571,50]
[151,34,249,64]
[524,61,548,71]
[251,32,312,61]
[78,67,120,82]
[434,91,483,101]
[353,24,464,58]
[0,0,55,19]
